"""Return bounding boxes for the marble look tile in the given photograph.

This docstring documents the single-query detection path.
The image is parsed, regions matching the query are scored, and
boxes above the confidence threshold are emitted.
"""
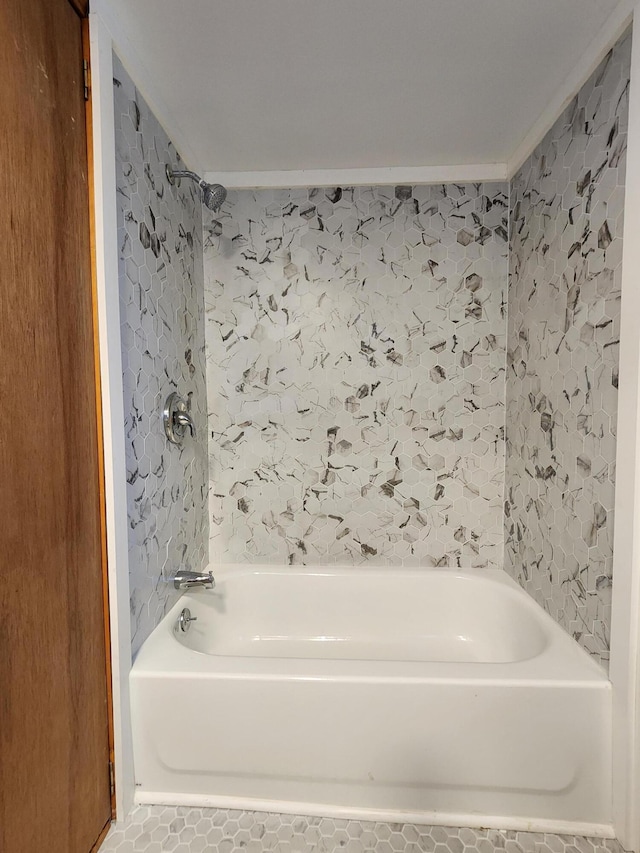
[99,806,627,853]
[113,55,209,656]
[204,183,508,568]
[505,29,630,670]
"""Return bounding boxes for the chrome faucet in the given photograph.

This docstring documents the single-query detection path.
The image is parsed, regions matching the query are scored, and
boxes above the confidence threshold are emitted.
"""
[163,392,197,445]
[173,569,215,590]
[173,409,196,437]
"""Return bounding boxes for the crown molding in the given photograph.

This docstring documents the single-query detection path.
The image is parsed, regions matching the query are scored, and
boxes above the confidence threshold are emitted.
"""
[203,163,508,190]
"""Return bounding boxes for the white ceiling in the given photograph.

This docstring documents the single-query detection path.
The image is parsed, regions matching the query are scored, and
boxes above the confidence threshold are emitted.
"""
[100,0,629,178]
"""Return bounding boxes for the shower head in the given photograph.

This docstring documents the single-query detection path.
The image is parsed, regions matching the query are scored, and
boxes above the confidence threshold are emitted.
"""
[201,182,227,212]
[166,165,227,213]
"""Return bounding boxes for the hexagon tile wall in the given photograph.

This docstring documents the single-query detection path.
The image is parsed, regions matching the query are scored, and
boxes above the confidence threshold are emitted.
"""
[204,183,508,568]
[505,29,631,670]
[114,55,209,655]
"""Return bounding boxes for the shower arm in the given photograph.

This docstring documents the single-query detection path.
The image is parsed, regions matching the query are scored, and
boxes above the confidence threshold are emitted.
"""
[166,167,205,189]
[165,164,227,212]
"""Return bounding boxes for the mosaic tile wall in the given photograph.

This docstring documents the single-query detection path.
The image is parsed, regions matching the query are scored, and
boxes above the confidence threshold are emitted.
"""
[505,29,631,669]
[114,55,209,656]
[204,183,508,567]
[99,805,627,853]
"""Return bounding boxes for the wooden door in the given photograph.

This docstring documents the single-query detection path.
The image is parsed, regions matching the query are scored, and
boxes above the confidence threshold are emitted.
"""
[0,0,112,851]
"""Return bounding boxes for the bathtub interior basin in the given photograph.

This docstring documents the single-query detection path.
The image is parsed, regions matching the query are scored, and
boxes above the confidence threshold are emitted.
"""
[174,568,548,663]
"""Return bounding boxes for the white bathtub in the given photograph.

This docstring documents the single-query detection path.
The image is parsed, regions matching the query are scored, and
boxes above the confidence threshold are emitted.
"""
[130,567,612,835]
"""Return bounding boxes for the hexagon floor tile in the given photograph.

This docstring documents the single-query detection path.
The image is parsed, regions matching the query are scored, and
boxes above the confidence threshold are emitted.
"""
[98,806,627,853]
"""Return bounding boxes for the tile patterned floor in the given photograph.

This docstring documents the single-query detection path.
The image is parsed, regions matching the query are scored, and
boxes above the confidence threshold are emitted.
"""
[99,806,627,853]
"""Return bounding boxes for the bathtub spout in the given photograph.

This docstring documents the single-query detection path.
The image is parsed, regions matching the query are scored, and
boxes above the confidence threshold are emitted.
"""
[173,570,215,590]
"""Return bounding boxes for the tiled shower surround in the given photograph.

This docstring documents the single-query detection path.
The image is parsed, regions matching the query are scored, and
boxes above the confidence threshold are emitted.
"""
[504,30,630,669]
[201,24,629,661]
[113,55,209,655]
[204,184,508,567]
[115,24,628,667]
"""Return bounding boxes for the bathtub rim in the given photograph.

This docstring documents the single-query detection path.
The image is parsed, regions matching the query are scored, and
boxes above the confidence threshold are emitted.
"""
[133,567,610,685]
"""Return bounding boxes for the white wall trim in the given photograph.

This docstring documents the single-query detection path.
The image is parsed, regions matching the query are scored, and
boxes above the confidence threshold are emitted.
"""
[89,10,135,822]
[91,0,201,174]
[203,163,508,191]
[507,0,637,179]
[610,6,640,851]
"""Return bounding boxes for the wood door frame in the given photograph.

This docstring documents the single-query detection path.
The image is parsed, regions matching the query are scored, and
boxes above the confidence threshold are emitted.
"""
[90,822,113,853]
[69,0,89,18]
[87,7,137,821]
[81,12,116,822]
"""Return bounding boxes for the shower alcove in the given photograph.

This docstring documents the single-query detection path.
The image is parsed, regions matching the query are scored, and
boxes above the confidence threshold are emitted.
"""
[89,0,640,848]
